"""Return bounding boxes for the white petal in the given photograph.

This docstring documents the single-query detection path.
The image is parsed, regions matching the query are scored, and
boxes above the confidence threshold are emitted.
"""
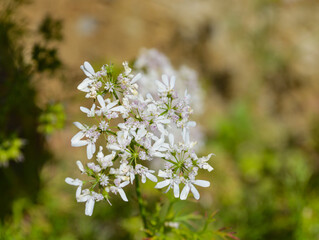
[107,101,118,110]
[111,106,126,113]
[107,144,121,151]
[156,80,166,92]
[85,198,95,216]
[77,78,91,92]
[204,164,214,172]
[173,182,180,198]
[73,122,85,130]
[107,100,118,110]
[146,172,158,182]
[190,184,200,200]
[71,131,85,144]
[80,106,90,114]
[157,124,167,135]
[180,184,190,200]
[193,180,210,188]
[164,185,171,193]
[153,152,166,158]
[72,140,87,147]
[146,93,153,100]
[87,144,93,159]
[137,127,147,139]
[187,121,196,127]
[77,194,90,202]
[84,61,95,75]
[65,177,74,185]
[158,170,169,178]
[97,95,106,108]
[80,65,90,77]
[91,143,96,156]
[131,73,142,84]
[155,179,170,189]
[76,185,82,198]
[169,134,174,146]
[170,76,176,89]
[158,118,170,124]
[141,175,146,183]
[80,62,94,77]
[162,74,169,86]
[104,152,116,161]
[119,181,130,188]
[76,160,85,172]
[153,137,164,150]
[118,188,128,202]
[65,177,82,186]
[183,126,192,143]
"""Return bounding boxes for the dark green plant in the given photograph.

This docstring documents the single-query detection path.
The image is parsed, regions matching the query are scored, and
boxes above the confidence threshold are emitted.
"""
[0,0,64,218]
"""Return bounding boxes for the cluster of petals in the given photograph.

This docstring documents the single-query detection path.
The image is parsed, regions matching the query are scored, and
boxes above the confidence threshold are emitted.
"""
[66,60,214,216]
[134,48,205,148]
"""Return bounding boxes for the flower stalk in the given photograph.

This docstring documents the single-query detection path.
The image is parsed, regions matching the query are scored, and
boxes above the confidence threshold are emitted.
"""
[135,174,151,237]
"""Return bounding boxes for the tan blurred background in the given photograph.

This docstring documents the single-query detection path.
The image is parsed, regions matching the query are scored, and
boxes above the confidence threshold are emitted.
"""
[2,0,319,239]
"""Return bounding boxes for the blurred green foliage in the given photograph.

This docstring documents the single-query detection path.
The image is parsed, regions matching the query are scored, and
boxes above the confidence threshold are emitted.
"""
[0,0,64,219]
[208,102,319,240]
[38,103,65,135]
[0,135,24,167]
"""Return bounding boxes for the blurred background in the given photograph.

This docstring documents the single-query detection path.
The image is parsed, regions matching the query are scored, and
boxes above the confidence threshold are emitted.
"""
[1,0,319,239]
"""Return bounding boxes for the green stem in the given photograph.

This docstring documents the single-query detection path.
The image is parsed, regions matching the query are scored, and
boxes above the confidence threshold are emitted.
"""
[135,175,151,237]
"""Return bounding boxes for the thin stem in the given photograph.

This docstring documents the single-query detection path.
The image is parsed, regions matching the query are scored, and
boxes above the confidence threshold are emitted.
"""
[135,175,151,237]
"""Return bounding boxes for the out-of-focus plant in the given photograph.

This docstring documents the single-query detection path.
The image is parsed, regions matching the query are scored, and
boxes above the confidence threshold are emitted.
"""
[0,135,25,167]
[38,103,65,135]
[0,0,64,218]
[208,102,317,240]
[32,15,63,73]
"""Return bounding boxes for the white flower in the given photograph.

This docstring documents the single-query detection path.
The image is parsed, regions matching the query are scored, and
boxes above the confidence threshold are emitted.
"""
[71,122,98,159]
[135,164,157,183]
[77,189,104,216]
[156,74,175,94]
[80,104,96,117]
[130,125,147,142]
[76,160,85,173]
[78,61,96,92]
[96,147,116,169]
[65,177,83,198]
[71,122,87,147]
[96,95,126,117]
[77,190,95,216]
[110,180,130,202]
[155,170,180,198]
[197,153,214,172]
[81,61,96,78]
[148,136,169,158]
[107,131,132,152]
[180,179,210,200]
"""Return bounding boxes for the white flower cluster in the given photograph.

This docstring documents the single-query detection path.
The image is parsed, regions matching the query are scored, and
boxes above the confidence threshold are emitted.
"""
[66,61,214,216]
[134,48,205,148]
[134,48,204,115]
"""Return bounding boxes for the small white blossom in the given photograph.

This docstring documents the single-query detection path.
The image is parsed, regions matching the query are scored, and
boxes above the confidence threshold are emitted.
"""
[80,104,96,117]
[180,179,210,200]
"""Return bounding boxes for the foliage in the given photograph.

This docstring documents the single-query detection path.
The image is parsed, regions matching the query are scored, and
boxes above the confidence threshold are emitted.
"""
[0,0,64,219]
[38,103,65,135]
[208,102,318,240]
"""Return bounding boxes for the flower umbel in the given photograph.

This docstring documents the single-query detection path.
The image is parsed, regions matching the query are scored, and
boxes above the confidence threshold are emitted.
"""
[66,61,214,216]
